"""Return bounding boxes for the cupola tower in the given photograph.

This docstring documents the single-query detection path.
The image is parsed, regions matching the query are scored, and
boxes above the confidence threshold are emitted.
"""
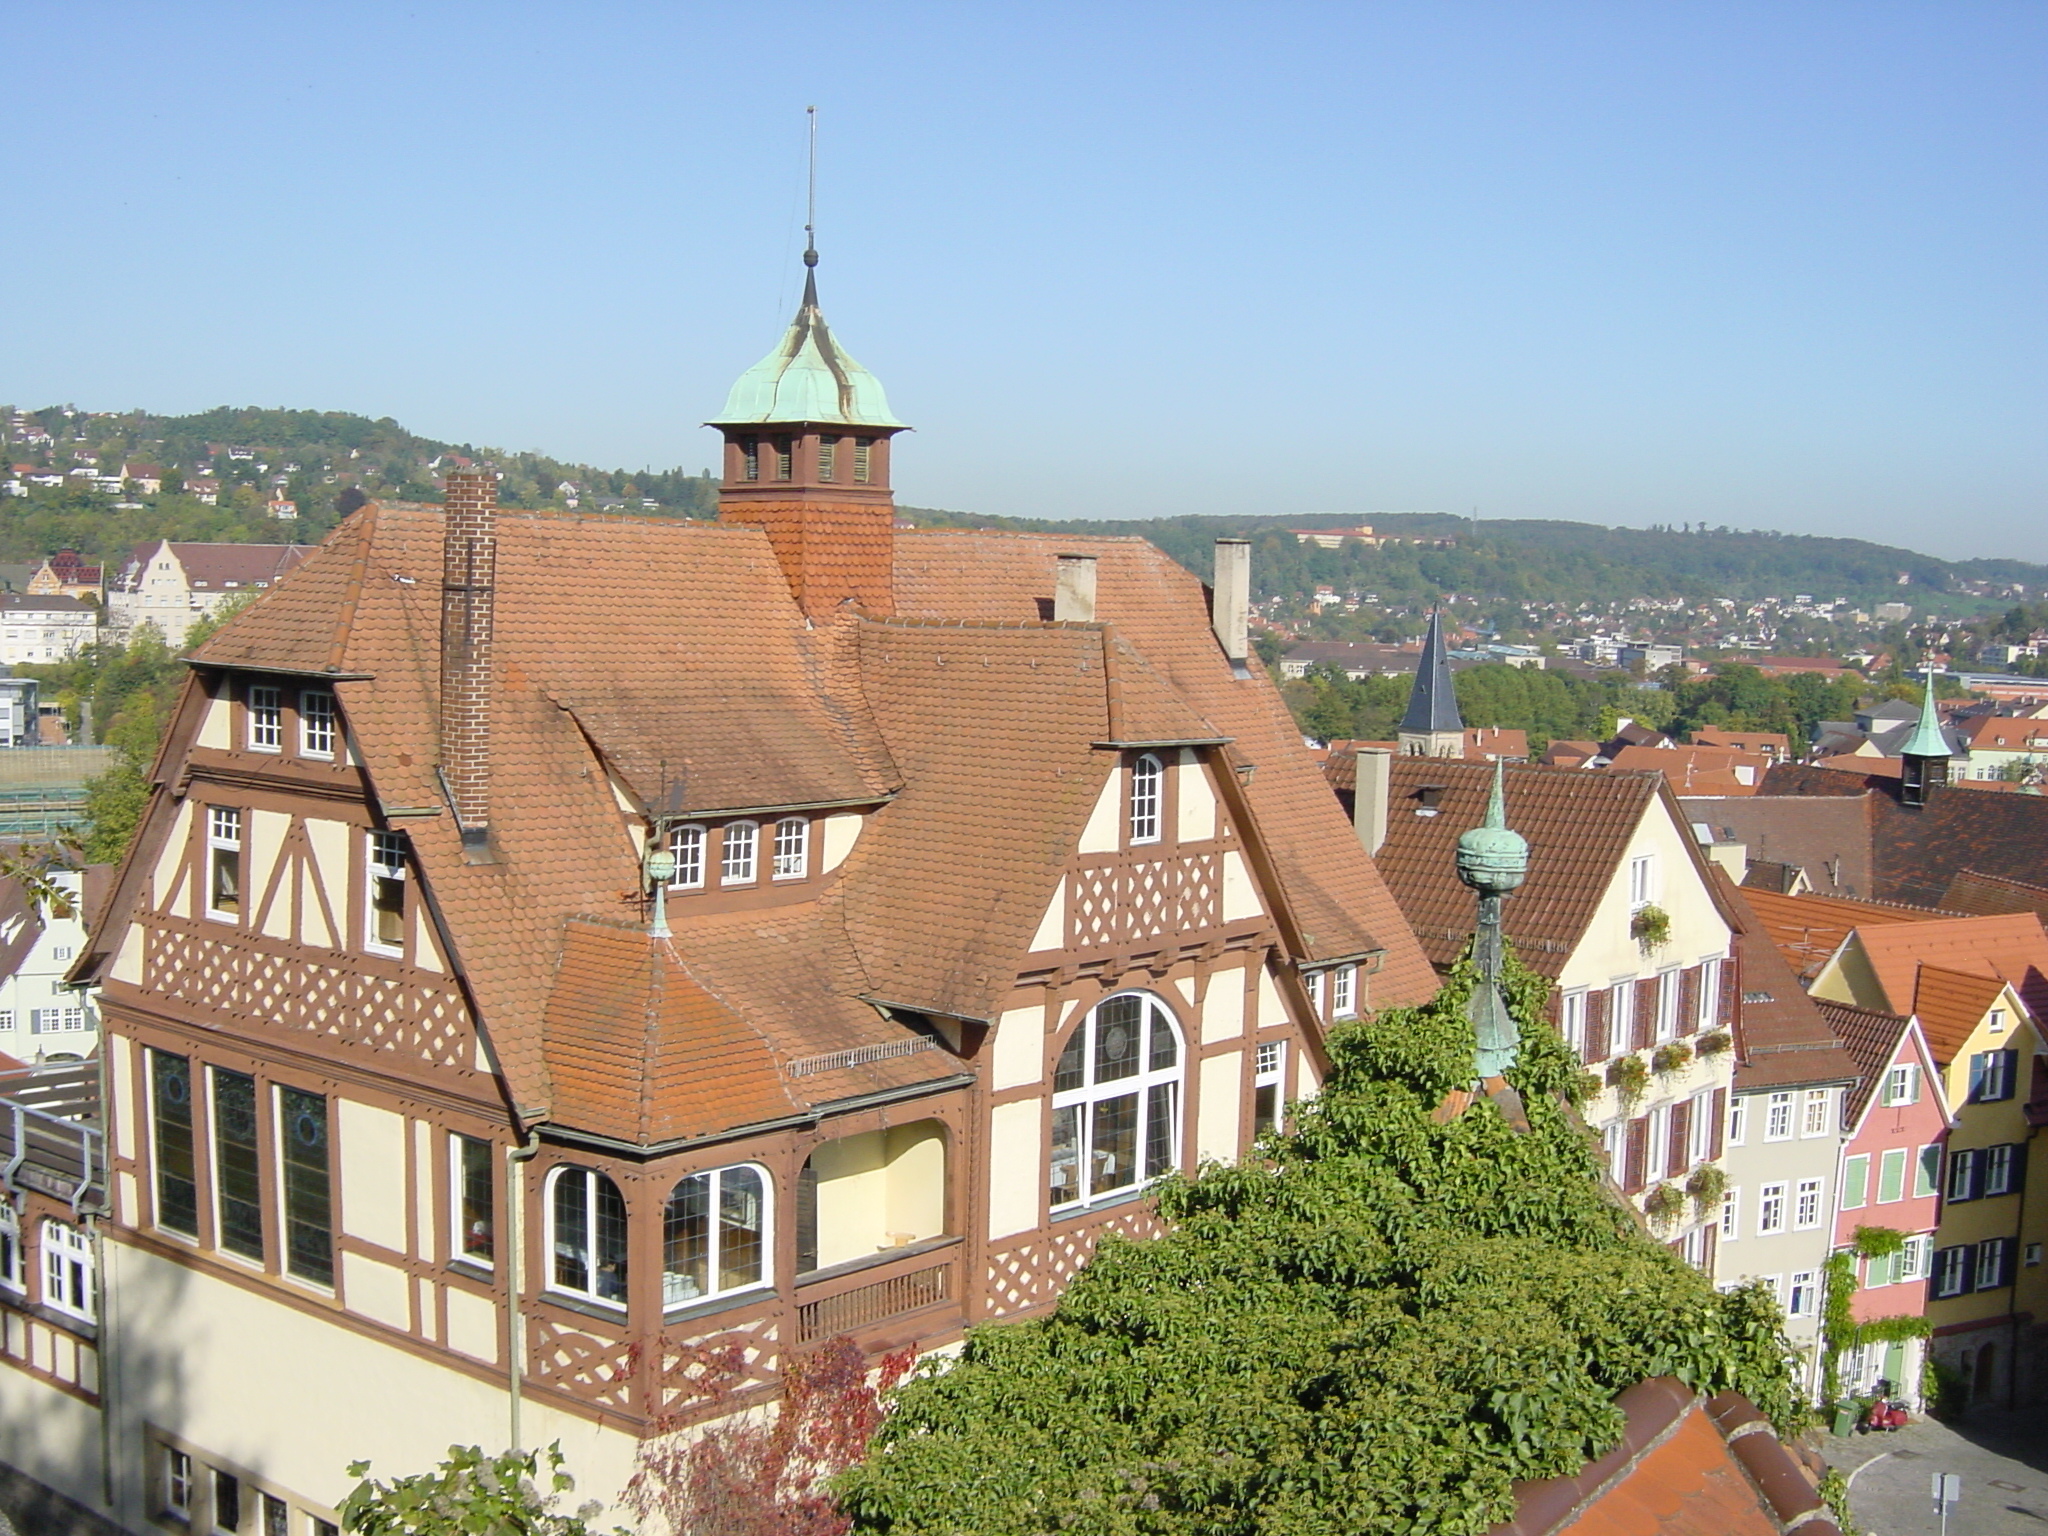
[1897,679,1950,808]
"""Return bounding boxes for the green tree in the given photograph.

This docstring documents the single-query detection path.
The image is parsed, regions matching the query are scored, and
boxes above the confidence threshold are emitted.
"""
[340,1443,623,1536]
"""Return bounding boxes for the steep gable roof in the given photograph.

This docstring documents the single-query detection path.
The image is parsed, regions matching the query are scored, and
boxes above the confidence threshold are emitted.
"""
[1721,886,1859,1092]
[1735,887,1932,980]
[1846,912,2048,1024]
[1812,999,1930,1126]
[1911,965,2016,1066]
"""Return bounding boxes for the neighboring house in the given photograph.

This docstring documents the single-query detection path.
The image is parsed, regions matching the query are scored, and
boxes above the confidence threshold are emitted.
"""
[1806,916,2048,1408]
[0,593,98,666]
[1957,713,2048,784]
[28,271,1439,1533]
[1692,729,1791,764]
[0,870,98,1062]
[0,676,38,748]
[24,550,104,600]
[105,539,314,643]
[1813,999,1949,1408]
[1609,743,1769,796]
[1339,745,1741,1268]
[1712,915,1860,1397]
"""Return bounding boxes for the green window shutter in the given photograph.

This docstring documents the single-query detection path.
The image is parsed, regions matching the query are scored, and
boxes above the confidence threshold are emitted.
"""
[1878,1147,1907,1203]
[1915,1144,1940,1198]
[1842,1154,1869,1209]
[1867,1250,1896,1287]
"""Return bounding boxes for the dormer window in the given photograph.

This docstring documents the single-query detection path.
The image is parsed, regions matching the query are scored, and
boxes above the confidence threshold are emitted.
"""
[721,822,759,885]
[1129,754,1163,845]
[669,825,706,890]
[772,817,809,880]
[247,686,281,752]
[366,832,408,955]
[300,690,336,759]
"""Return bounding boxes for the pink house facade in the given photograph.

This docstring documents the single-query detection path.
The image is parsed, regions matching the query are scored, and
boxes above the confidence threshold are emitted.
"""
[1817,1000,1950,1402]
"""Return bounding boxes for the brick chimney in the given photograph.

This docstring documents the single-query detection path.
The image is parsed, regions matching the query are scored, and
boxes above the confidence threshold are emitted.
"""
[440,471,496,850]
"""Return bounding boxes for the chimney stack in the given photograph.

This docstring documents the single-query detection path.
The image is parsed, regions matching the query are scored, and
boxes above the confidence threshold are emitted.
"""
[1212,539,1250,674]
[440,471,497,852]
[1053,554,1098,623]
[1352,747,1391,856]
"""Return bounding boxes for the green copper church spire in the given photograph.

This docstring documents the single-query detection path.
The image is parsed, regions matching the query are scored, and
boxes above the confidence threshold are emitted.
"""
[1457,758,1529,1083]
[1898,678,1949,760]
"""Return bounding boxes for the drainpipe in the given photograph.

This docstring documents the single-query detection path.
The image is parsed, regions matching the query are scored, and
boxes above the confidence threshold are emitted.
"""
[505,1127,541,1453]
[2008,1120,2038,1411]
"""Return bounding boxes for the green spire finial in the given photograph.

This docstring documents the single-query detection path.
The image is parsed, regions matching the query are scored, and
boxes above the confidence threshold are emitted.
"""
[1457,758,1529,896]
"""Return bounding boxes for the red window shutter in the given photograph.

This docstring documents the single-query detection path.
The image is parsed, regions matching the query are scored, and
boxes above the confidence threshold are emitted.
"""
[1678,965,1700,1037]
[1709,1088,1727,1159]
[1719,959,1737,1030]
[1586,989,1609,1064]
[1635,979,1658,1051]
[1669,1099,1692,1174]
[1625,1119,1648,1193]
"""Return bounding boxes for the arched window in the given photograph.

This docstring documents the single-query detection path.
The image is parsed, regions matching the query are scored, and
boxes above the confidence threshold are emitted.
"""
[1050,992,1182,1212]
[772,817,809,880]
[721,822,759,885]
[549,1166,628,1306]
[668,824,706,890]
[662,1164,769,1309]
[1128,754,1163,845]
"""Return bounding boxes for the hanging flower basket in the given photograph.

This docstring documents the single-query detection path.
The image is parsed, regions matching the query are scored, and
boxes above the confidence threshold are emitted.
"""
[1651,1040,1693,1076]
[1695,1029,1733,1058]
[1643,1182,1686,1228]
[1605,1053,1649,1111]
[1630,904,1672,952]
[1685,1161,1727,1215]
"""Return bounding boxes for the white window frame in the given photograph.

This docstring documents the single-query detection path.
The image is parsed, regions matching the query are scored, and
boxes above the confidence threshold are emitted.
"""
[1560,990,1588,1057]
[545,1165,628,1309]
[1933,1245,1970,1298]
[668,824,706,890]
[1983,1143,2018,1197]
[163,1446,194,1521]
[1644,1105,1670,1182]
[1763,1091,1794,1142]
[451,1132,493,1270]
[1252,1039,1287,1136]
[1947,1147,1979,1202]
[1881,1063,1919,1106]
[1976,1236,2011,1291]
[1628,854,1656,910]
[1697,957,1722,1031]
[1801,1088,1831,1138]
[1757,1181,1787,1235]
[771,817,809,881]
[1787,1270,1818,1318]
[365,831,407,957]
[1129,754,1163,845]
[40,1218,93,1322]
[1718,1186,1739,1241]
[1603,1122,1626,1187]
[206,806,243,922]
[1726,1093,1747,1147]
[1609,981,1635,1050]
[1689,1089,1714,1164]
[299,689,336,759]
[1900,1235,1931,1283]
[660,1161,771,1310]
[1049,991,1184,1214]
[1794,1177,1824,1229]
[0,1204,21,1292]
[1330,965,1356,1020]
[246,685,282,752]
[1305,971,1324,1017]
[1877,1146,1908,1203]
[720,822,759,886]
[1654,970,1680,1042]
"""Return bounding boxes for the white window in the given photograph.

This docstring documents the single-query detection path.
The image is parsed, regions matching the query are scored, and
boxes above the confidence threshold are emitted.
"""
[1252,1040,1287,1136]
[1988,1007,2007,1034]
[163,1447,193,1520]
[1654,971,1680,1042]
[1794,1177,1824,1229]
[547,1166,628,1307]
[1970,1049,2016,1103]
[41,1219,93,1321]
[452,1133,493,1268]
[1787,1270,1818,1317]
[1129,754,1163,845]
[1947,1147,1979,1202]
[1933,1245,1970,1298]
[1628,854,1656,909]
[1689,1089,1715,1164]
[1726,1094,1747,1146]
[720,822,759,885]
[299,690,335,758]
[771,817,809,880]
[0,1205,21,1291]
[1644,1105,1670,1181]
[1330,966,1356,1020]
[1603,1123,1626,1186]
[1305,971,1324,1017]
[1801,1088,1832,1138]
[247,685,281,751]
[1758,1273,1783,1305]
[1900,1235,1931,1282]
[0,1011,12,1031]
[1697,958,1722,1031]
[206,807,242,920]
[1757,1182,1787,1235]
[1984,1143,2020,1197]
[50,946,71,961]
[366,832,407,955]
[1718,1187,1739,1241]
[1609,982,1635,1050]
[1881,1063,1920,1106]
[1050,992,1183,1211]
[661,1163,769,1308]
[668,824,706,890]
[1976,1237,2012,1291]
[1560,991,1588,1057]
[1763,1091,1794,1141]
[210,1468,240,1535]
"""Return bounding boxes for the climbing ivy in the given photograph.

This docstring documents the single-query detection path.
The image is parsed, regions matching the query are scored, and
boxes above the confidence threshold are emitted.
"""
[837,954,1797,1536]
[1818,1230,1930,1405]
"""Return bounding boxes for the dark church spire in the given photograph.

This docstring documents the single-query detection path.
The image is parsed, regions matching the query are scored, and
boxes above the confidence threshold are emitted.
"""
[1399,609,1465,757]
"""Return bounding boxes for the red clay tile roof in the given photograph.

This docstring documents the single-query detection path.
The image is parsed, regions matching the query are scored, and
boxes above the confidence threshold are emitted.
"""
[1735,887,1931,980]
[1362,761,1737,978]
[1941,867,2048,920]
[1719,884,1860,1092]
[1813,999,1923,1125]
[1610,744,1768,796]
[1909,964,2014,1066]
[1846,911,2048,1026]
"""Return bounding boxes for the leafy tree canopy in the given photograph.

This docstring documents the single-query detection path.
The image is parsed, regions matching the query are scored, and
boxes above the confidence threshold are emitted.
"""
[837,956,1796,1536]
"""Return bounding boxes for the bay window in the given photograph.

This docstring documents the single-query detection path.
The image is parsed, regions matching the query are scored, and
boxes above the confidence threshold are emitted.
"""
[1049,992,1183,1212]
[549,1166,628,1306]
[662,1163,769,1308]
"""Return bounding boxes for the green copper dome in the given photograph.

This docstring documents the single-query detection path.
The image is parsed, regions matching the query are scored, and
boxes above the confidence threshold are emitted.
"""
[708,271,905,430]
[1457,760,1529,895]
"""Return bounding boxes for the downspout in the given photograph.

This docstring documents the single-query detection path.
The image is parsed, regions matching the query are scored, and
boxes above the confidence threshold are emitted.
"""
[89,1048,115,1513]
[505,1126,541,1453]
[2008,1119,2038,1411]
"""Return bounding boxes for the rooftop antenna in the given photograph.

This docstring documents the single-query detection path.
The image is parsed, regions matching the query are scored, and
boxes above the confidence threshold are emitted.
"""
[803,105,819,271]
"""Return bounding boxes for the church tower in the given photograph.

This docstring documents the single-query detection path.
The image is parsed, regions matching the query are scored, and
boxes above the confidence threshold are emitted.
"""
[1399,610,1466,757]
[1897,679,1950,808]
[709,243,908,620]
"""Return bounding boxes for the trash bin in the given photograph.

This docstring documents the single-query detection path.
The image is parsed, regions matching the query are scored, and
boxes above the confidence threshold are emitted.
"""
[1831,1401,1859,1437]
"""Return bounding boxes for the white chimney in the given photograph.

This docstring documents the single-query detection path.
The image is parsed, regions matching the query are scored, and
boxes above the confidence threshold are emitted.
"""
[1213,538,1250,672]
[1054,554,1098,622]
[1353,747,1391,856]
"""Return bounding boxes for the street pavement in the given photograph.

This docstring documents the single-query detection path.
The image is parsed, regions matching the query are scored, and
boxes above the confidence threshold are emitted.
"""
[1829,1408,2048,1536]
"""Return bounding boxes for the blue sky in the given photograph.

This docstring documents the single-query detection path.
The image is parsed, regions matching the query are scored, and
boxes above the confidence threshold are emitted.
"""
[6,2,2044,557]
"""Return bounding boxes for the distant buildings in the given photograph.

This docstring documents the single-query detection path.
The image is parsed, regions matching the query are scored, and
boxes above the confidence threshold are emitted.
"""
[107,539,314,644]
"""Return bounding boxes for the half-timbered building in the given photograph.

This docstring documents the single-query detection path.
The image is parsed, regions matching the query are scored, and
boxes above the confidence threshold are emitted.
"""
[26,267,1436,1532]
